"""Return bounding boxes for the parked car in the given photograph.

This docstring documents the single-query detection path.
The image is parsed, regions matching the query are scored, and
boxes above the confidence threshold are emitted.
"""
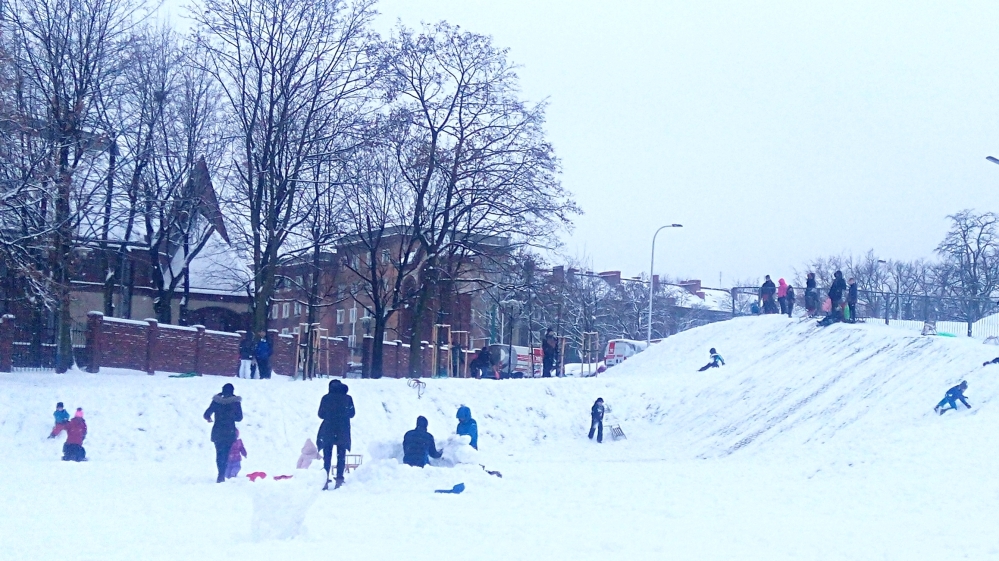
[604,339,649,367]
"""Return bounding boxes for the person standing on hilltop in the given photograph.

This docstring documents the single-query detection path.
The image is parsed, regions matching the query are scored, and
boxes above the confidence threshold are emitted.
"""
[317,380,355,490]
[204,383,243,483]
[845,278,859,323]
[760,275,777,314]
[255,331,272,379]
[824,271,847,323]
[805,272,819,317]
[785,283,796,318]
[777,278,789,315]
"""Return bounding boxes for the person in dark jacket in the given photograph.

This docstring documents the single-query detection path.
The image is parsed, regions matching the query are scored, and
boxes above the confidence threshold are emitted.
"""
[698,348,725,371]
[845,278,859,323]
[317,379,355,490]
[402,416,442,467]
[805,273,818,317]
[935,381,971,415]
[204,383,243,483]
[759,276,777,314]
[469,347,491,379]
[588,398,605,443]
[255,331,272,379]
[826,271,847,322]
[56,408,88,461]
[238,332,255,379]
[785,284,796,318]
[542,328,558,378]
[456,405,478,449]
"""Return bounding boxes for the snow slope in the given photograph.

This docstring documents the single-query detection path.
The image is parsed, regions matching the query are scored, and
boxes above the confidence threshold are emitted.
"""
[3,315,999,560]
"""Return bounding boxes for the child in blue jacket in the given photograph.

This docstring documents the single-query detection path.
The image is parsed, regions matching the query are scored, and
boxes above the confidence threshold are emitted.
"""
[456,406,478,449]
[48,402,70,438]
[698,348,725,371]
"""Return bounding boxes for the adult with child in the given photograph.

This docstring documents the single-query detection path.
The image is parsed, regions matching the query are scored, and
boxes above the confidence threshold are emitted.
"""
[469,347,492,379]
[402,416,443,467]
[934,381,971,415]
[56,408,87,461]
[819,271,847,325]
[317,379,355,490]
[204,383,243,483]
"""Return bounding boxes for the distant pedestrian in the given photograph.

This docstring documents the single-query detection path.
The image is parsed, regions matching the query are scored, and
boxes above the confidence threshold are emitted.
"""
[805,273,819,317]
[456,405,478,449]
[469,347,492,379]
[934,381,971,415]
[846,278,858,323]
[760,275,777,314]
[48,402,69,438]
[317,379,355,490]
[777,278,789,315]
[204,383,243,483]
[226,429,247,479]
[255,331,272,379]
[542,328,558,378]
[698,348,725,371]
[786,284,796,317]
[827,271,847,322]
[588,398,605,443]
[402,416,443,467]
[238,331,255,379]
[57,408,87,461]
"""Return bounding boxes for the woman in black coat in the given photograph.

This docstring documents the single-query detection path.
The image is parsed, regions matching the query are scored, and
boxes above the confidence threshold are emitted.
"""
[204,383,243,483]
[317,379,355,490]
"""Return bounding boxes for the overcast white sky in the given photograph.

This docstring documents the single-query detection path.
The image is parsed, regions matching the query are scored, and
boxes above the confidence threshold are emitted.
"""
[163,0,999,287]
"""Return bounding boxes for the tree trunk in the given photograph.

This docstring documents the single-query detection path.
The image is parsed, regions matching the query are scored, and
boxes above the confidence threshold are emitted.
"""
[53,145,74,373]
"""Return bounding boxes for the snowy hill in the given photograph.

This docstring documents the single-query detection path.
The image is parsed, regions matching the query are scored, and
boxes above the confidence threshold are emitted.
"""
[3,315,999,560]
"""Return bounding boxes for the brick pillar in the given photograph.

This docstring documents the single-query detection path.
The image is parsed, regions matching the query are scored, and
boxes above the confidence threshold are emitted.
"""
[389,341,400,378]
[361,335,373,378]
[146,319,159,375]
[193,325,206,375]
[85,312,103,373]
[420,341,430,378]
[0,314,14,373]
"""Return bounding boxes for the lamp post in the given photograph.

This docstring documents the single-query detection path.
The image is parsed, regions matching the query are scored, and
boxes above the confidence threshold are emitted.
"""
[647,224,683,343]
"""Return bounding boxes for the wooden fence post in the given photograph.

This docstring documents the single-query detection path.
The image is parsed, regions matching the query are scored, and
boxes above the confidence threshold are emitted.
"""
[145,319,159,375]
[0,314,14,373]
[85,312,103,373]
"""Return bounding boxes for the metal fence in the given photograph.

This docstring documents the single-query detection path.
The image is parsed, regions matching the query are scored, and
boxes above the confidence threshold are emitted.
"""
[731,287,999,339]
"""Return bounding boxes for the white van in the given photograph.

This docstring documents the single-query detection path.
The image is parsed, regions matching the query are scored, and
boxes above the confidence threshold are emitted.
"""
[604,339,649,367]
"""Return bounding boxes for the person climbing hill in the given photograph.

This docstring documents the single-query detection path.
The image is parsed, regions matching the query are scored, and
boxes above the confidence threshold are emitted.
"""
[317,379,355,490]
[935,381,971,415]
[698,348,725,371]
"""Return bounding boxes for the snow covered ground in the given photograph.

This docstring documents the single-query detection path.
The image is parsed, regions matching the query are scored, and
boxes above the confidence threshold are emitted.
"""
[3,315,999,560]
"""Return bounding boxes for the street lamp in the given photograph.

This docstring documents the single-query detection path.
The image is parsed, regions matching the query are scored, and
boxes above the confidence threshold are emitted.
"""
[648,224,683,343]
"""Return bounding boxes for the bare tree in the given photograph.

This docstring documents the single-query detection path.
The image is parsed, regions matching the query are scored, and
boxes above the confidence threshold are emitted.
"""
[190,0,377,335]
[936,210,999,333]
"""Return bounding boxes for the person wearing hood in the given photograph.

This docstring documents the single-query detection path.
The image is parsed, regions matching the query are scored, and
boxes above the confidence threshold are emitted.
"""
[805,273,818,317]
[297,438,321,469]
[58,408,88,461]
[827,271,847,322]
[845,277,859,323]
[204,383,243,483]
[935,381,971,415]
[588,398,605,443]
[456,406,478,449]
[785,283,796,318]
[317,379,355,490]
[777,278,789,315]
[403,416,443,467]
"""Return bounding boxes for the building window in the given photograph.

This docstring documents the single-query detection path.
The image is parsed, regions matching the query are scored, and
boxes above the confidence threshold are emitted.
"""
[294,302,302,316]
[281,327,289,335]
[381,249,390,264]
[349,307,357,324]
[336,309,345,324]
[296,276,303,287]
[351,255,360,270]
[282,303,290,318]
[293,327,300,335]
[271,304,278,319]
[348,334,356,348]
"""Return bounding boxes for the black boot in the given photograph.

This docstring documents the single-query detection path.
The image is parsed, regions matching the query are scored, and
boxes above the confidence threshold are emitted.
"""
[334,477,344,490]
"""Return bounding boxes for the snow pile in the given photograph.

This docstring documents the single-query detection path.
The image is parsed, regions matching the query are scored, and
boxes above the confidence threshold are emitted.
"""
[4,315,999,559]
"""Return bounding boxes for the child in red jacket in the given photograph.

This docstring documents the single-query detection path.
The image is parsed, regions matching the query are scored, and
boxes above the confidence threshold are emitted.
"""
[57,408,87,461]
[226,430,247,479]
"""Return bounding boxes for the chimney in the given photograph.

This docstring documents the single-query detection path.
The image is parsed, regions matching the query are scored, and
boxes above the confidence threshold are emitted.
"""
[598,271,621,286]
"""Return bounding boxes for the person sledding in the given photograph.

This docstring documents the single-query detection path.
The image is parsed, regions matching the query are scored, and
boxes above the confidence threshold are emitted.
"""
[934,381,971,415]
[818,271,847,326]
[698,348,725,372]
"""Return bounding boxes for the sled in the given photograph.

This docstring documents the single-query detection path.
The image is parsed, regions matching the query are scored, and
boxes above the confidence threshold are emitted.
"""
[609,424,626,440]
[344,454,363,473]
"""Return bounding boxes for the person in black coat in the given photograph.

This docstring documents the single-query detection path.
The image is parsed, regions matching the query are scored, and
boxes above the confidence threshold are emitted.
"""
[759,276,777,314]
[827,271,847,321]
[785,284,796,318]
[317,379,355,490]
[588,398,605,443]
[469,347,492,379]
[238,332,255,379]
[255,331,273,379]
[204,383,243,483]
[805,273,818,316]
[402,416,442,467]
[542,329,558,377]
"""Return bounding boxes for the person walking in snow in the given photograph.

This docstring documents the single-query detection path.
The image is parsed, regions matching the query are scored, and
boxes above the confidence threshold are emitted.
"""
[456,405,478,449]
[402,416,443,467]
[777,278,789,315]
[204,383,243,483]
[805,272,819,317]
[254,331,272,379]
[845,278,859,323]
[238,331,255,379]
[760,275,777,314]
[48,402,70,438]
[55,408,87,461]
[317,379,355,490]
[698,348,725,371]
[935,381,971,415]
[588,398,605,443]
[542,328,558,378]
[226,429,247,479]
[786,284,796,317]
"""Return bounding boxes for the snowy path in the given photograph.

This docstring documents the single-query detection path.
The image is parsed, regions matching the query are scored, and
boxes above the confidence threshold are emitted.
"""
[3,316,999,559]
